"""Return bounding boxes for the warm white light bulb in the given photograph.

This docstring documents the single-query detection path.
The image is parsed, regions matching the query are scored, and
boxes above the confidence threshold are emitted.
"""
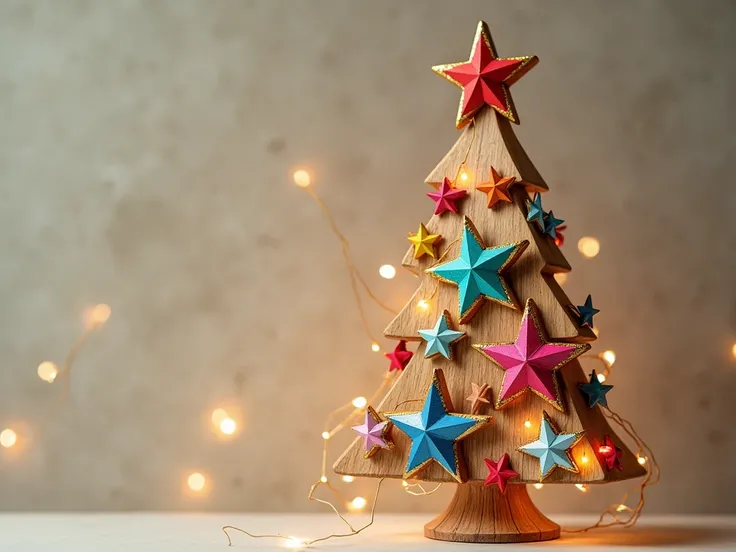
[349,496,367,511]
[378,264,396,279]
[211,408,229,425]
[219,418,236,435]
[524,420,532,428]
[581,455,589,464]
[602,350,616,367]
[597,373,607,383]
[533,483,544,490]
[285,536,305,549]
[637,456,647,465]
[575,483,587,492]
[37,361,58,383]
[0,429,17,448]
[416,299,429,311]
[401,480,409,488]
[352,396,367,408]
[371,342,380,352]
[578,237,601,259]
[320,476,327,483]
[84,303,112,329]
[293,170,311,188]
[342,475,354,483]
[187,472,206,492]
[321,431,330,440]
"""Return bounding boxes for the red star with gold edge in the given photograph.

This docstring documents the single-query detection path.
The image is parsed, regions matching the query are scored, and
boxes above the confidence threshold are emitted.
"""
[483,453,519,493]
[432,21,538,128]
[476,166,515,208]
[385,340,413,372]
[427,177,467,216]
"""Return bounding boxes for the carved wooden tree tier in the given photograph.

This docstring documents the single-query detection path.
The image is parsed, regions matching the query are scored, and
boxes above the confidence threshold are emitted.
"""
[334,108,645,542]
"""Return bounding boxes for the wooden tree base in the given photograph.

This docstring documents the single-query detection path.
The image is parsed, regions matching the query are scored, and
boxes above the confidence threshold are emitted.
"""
[424,483,560,543]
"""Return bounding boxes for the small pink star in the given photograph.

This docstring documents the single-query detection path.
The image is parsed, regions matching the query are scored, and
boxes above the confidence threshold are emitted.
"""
[351,406,393,458]
[473,299,589,411]
[483,453,519,493]
[385,340,413,372]
[427,177,467,216]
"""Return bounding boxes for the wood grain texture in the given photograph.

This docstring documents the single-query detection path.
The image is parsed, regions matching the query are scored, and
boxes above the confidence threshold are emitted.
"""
[424,483,560,543]
[334,109,645,484]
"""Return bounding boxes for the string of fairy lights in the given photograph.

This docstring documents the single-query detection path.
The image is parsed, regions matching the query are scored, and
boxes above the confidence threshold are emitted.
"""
[220,168,662,547]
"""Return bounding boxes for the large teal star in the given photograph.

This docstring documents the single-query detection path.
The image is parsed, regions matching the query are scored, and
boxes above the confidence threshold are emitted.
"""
[418,310,465,360]
[426,217,528,322]
[386,369,491,482]
[519,411,584,480]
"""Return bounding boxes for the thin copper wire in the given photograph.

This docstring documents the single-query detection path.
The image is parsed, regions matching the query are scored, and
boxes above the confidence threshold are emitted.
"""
[222,478,385,547]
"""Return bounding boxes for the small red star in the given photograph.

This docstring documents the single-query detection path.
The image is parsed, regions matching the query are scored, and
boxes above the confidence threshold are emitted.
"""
[432,21,538,127]
[385,340,413,372]
[553,225,567,247]
[598,435,623,471]
[427,177,467,216]
[483,453,519,493]
[476,166,515,208]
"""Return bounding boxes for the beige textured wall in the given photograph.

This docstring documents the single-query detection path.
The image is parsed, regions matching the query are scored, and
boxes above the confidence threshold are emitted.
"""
[0,0,734,513]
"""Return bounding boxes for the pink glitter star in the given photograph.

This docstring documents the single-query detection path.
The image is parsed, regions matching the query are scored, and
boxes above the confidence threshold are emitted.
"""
[427,177,467,215]
[351,406,393,458]
[473,299,589,411]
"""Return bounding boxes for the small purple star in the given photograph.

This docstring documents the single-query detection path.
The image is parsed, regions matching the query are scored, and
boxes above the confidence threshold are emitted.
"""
[352,407,392,458]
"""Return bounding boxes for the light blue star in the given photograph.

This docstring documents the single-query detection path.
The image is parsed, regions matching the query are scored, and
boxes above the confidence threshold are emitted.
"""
[527,193,545,227]
[418,311,465,359]
[387,370,490,482]
[543,211,565,239]
[519,412,584,480]
[426,217,527,322]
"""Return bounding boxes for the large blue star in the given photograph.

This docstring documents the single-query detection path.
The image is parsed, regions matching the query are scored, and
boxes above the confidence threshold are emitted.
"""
[386,369,491,482]
[426,217,528,322]
[519,412,584,480]
[418,311,465,359]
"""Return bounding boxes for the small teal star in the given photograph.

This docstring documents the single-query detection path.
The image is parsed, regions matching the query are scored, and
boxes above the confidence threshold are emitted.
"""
[386,369,491,482]
[543,211,565,239]
[519,411,584,480]
[527,193,545,226]
[418,310,465,360]
[427,217,528,322]
[576,295,600,327]
[579,370,613,408]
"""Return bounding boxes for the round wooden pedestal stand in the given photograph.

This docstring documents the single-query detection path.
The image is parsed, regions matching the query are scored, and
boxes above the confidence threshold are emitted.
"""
[424,483,560,543]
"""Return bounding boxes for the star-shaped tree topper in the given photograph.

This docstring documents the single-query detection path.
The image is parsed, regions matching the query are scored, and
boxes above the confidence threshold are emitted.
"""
[427,177,467,216]
[579,369,613,408]
[473,299,590,411]
[483,452,519,493]
[432,20,538,128]
[575,295,600,327]
[526,192,545,227]
[386,369,491,482]
[597,435,623,471]
[385,340,413,372]
[418,310,465,360]
[427,216,528,323]
[408,222,442,259]
[352,406,394,459]
[476,166,516,208]
[519,411,584,480]
[465,382,491,414]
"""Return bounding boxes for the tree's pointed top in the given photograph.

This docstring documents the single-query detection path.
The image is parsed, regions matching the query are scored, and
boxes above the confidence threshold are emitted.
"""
[432,21,539,128]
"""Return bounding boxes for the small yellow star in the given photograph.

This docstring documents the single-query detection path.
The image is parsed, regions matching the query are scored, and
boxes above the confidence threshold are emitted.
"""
[408,223,442,259]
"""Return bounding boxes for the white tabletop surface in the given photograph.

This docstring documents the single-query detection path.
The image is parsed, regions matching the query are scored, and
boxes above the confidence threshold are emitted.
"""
[0,514,734,551]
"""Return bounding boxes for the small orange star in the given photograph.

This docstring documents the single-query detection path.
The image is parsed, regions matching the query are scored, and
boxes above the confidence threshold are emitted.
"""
[465,382,491,414]
[476,166,515,208]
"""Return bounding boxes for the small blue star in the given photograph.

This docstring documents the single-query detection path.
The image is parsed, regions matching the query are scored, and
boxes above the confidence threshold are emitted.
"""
[519,412,584,480]
[543,211,565,239]
[427,217,528,322]
[576,295,600,327]
[579,370,613,408]
[418,311,465,360]
[527,193,545,227]
[387,370,490,482]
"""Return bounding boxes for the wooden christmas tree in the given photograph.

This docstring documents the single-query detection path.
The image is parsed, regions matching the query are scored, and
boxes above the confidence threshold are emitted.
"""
[334,21,646,543]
